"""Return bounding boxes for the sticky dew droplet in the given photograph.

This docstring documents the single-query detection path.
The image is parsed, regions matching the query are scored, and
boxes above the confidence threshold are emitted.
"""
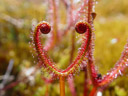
[79,64,84,70]
[32,54,35,58]
[68,74,73,79]
[114,74,117,79]
[96,1,98,4]
[119,70,123,76]
[125,63,128,67]
[76,35,80,38]
[50,72,55,77]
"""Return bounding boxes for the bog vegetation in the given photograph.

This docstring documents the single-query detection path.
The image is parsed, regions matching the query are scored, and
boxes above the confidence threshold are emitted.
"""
[0,0,128,96]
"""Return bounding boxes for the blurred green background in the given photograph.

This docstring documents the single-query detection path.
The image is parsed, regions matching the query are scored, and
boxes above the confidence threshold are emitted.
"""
[0,0,128,96]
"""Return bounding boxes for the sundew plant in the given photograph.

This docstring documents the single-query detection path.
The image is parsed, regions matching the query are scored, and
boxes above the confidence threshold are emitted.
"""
[30,0,128,96]
[0,0,128,96]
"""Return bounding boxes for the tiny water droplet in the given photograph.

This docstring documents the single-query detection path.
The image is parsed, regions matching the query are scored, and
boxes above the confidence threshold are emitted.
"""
[107,73,110,75]
[96,1,98,4]
[114,74,117,78]
[119,70,123,76]
[125,63,128,67]
[79,64,84,70]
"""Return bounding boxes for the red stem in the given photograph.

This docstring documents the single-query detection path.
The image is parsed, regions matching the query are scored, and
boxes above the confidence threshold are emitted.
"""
[98,42,128,86]
[83,68,88,96]
[89,87,97,96]
[45,0,59,50]
[68,77,76,96]
[60,76,65,96]
[87,0,98,86]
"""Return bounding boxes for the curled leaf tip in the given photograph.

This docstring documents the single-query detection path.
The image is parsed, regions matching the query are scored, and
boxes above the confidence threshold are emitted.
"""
[39,21,51,34]
[75,21,90,34]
